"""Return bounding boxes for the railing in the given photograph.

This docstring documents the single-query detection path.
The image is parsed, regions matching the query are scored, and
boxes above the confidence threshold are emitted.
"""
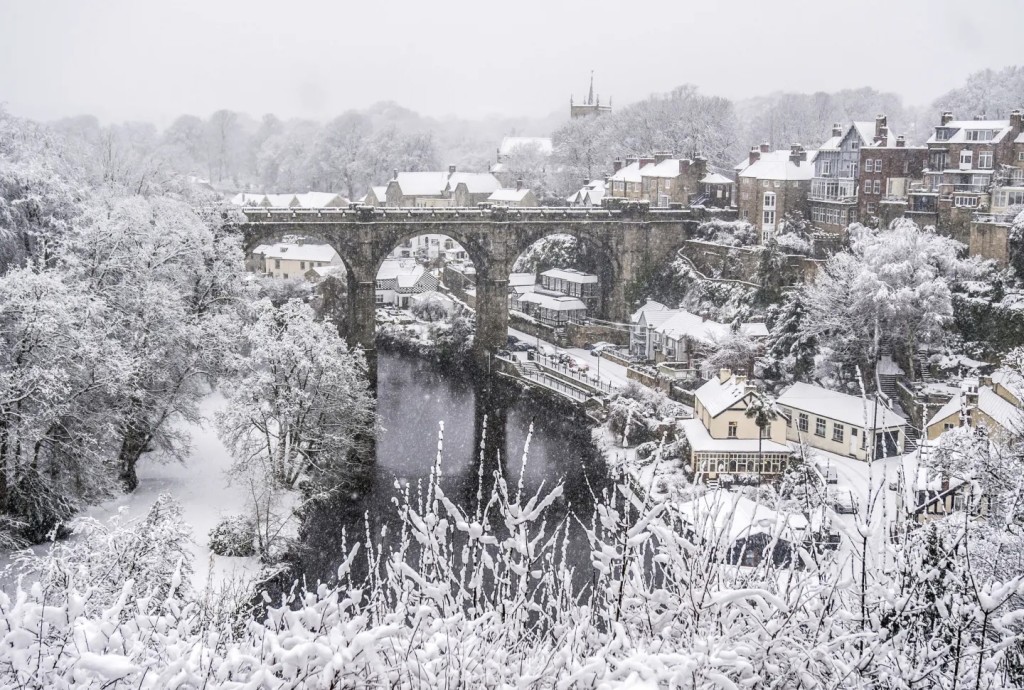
[973,212,1017,225]
[497,354,593,403]
[945,184,988,194]
[240,204,698,222]
[534,352,616,394]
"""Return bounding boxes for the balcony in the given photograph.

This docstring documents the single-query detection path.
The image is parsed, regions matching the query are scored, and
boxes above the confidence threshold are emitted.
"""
[810,177,857,202]
[973,212,1016,225]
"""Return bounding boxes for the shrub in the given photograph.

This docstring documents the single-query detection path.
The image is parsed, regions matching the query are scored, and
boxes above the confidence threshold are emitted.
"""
[208,514,256,557]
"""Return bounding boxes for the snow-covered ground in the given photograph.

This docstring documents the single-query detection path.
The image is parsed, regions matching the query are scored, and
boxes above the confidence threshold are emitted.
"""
[1,392,259,591]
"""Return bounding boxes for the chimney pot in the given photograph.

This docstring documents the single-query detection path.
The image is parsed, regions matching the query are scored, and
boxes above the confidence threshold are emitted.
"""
[515,178,523,191]
[896,135,905,147]
[749,147,761,166]
[613,158,623,173]
[941,111,954,126]
[448,164,456,175]
[583,178,590,186]
[393,168,398,180]
[832,123,842,137]
[760,142,771,153]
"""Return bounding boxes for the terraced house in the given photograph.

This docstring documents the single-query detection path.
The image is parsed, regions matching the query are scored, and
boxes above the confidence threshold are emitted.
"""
[735,144,817,243]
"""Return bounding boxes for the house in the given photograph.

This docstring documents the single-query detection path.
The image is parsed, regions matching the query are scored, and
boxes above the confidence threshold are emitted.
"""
[680,369,791,482]
[507,272,537,310]
[924,372,1024,441]
[514,292,587,326]
[775,382,906,460]
[629,305,768,374]
[382,166,501,207]
[375,259,440,308]
[856,117,928,227]
[897,442,986,524]
[566,178,607,207]
[906,110,1024,246]
[606,153,708,207]
[487,184,538,207]
[538,268,598,311]
[251,242,342,280]
[807,120,878,236]
[735,144,817,243]
[388,235,467,263]
[677,490,809,567]
[360,186,388,206]
[443,262,477,307]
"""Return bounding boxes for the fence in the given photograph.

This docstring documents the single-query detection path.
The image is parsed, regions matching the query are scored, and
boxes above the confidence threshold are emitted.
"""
[534,352,615,395]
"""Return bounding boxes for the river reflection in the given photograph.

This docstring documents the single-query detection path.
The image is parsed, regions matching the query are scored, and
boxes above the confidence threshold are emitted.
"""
[293,351,612,586]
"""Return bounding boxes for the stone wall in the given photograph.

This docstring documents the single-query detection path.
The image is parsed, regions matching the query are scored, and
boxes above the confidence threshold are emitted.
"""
[565,322,630,348]
[969,221,1010,267]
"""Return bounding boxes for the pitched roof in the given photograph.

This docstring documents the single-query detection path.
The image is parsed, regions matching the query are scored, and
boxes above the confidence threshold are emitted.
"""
[377,259,424,280]
[447,172,501,194]
[738,150,818,181]
[389,172,451,197]
[488,188,532,203]
[992,368,1024,406]
[700,173,733,185]
[609,160,644,183]
[631,299,669,322]
[676,489,808,543]
[657,311,768,344]
[693,374,754,418]
[294,192,348,208]
[540,268,598,283]
[927,120,1012,144]
[508,272,536,287]
[978,386,1024,434]
[776,382,907,429]
[926,395,963,429]
[680,418,791,455]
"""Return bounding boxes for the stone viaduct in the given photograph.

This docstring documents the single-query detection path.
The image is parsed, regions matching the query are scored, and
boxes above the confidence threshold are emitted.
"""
[240,204,702,378]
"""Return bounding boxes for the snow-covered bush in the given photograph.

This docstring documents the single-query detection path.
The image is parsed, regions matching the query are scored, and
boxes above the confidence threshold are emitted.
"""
[208,514,257,557]
[694,218,758,246]
[607,381,684,446]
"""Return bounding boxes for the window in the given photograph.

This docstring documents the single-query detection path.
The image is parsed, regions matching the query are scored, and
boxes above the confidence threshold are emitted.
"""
[832,423,845,443]
[960,150,973,167]
[867,203,877,214]
[274,259,281,269]
[875,159,883,171]
[943,423,955,431]
[864,180,872,194]
[979,151,993,169]
[763,192,776,209]
[798,413,808,432]
[781,406,792,427]
[774,180,781,188]
[864,159,873,173]
[1019,152,1024,161]
[815,417,826,437]
[822,160,832,175]
[300,261,305,270]
[282,274,288,279]
[851,428,858,437]
[873,180,882,194]
[995,189,1024,207]
[965,129,995,141]
[851,141,859,150]
[763,180,769,187]
[728,422,738,438]
[953,195,979,208]
[375,293,384,304]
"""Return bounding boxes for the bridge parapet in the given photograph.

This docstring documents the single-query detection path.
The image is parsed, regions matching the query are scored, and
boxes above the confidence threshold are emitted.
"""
[241,205,696,224]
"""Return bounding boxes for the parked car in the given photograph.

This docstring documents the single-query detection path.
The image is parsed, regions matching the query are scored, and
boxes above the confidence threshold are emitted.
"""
[590,342,615,356]
[832,490,857,514]
[814,461,839,485]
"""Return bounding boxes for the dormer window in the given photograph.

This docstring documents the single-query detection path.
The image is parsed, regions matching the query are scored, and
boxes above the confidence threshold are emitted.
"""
[965,130,995,141]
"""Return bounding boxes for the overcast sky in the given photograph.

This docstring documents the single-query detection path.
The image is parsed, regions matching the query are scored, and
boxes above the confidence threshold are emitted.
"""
[1,0,1021,126]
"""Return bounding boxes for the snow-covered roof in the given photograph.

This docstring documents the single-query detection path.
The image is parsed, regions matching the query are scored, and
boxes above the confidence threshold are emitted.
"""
[230,193,269,206]
[640,158,686,178]
[498,136,553,156]
[978,386,1024,434]
[254,243,339,263]
[738,150,818,181]
[776,382,907,430]
[927,120,1012,145]
[447,172,502,194]
[389,172,451,197]
[676,489,807,544]
[540,268,598,283]
[294,192,348,208]
[851,122,876,146]
[657,311,768,344]
[508,272,536,287]
[926,395,963,429]
[693,374,754,418]
[609,161,644,183]
[700,173,733,185]
[377,259,424,280]
[992,368,1024,406]
[630,299,669,322]
[517,292,586,311]
[488,188,532,203]
[310,265,343,278]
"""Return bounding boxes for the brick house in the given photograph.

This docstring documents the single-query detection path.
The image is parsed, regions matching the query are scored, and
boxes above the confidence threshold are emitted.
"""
[808,120,886,236]
[736,144,817,243]
[857,118,928,228]
[905,110,1024,245]
[606,153,707,206]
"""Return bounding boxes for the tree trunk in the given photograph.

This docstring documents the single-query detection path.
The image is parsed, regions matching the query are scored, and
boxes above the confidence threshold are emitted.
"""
[117,418,152,492]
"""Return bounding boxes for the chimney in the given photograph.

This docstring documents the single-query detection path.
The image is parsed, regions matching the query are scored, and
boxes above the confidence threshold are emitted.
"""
[693,155,708,177]
[582,178,590,186]
[1011,110,1023,132]
[832,123,842,138]
[638,156,655,168]
[789,143,806,163]
[749,146,761,166]
[448,164,457,176]
[515,178,523,191]
[759,142,771,153]
[734,374,748,387]
[875,114,887,141]
[896,135,906,147]
[718,367,732,383]
[393,168,398,180]
[625,156,638,167]
[941,111,954,126]
[654,151,671,164]
[612,158,623,173]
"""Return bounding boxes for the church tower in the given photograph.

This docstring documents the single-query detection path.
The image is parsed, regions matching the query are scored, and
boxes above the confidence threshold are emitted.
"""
[570,71,613,119]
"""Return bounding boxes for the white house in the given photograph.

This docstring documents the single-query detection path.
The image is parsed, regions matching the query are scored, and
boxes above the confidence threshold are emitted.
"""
[507,272,537,310]
[776,382,906,460]
[630,306,767,373]
[376,259,440,307]
[538,268,598,310]
[515,292,587,326]
[681,369,791,483]
[566,179,607,207]
[251,243,342,280]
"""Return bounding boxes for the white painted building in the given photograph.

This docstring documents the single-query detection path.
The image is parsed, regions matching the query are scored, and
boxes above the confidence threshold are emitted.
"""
[376,259,440,307]
[251,242,342,280]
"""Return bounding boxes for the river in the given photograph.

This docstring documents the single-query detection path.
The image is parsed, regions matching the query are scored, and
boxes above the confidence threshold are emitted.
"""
[292,351,613,585]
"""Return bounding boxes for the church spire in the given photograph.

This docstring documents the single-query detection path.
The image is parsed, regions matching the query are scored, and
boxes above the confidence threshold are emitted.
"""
[587,71,595,105]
